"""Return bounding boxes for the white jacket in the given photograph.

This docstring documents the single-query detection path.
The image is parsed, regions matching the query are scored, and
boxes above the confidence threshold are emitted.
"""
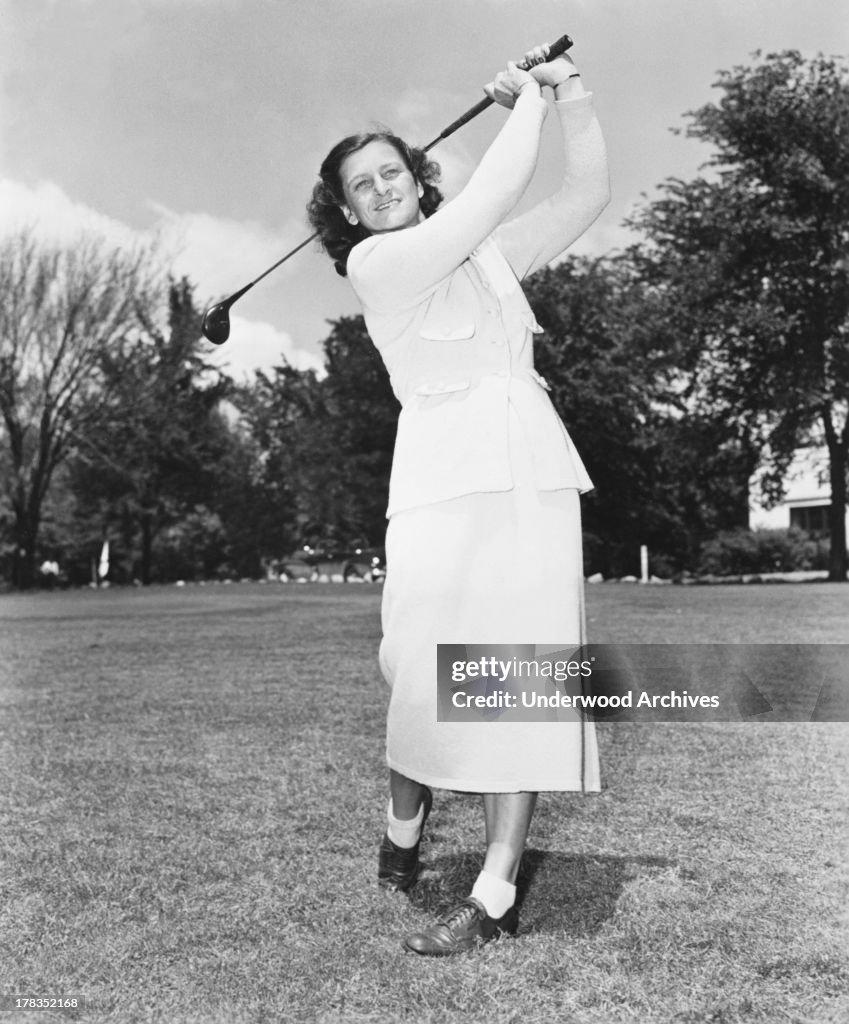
[347,91,609,517]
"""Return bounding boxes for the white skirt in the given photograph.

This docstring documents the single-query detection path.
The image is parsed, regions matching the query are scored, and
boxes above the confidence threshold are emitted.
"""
[379,405,601,793]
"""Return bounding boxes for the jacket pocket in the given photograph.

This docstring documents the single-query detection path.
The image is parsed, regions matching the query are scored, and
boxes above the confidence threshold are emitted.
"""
[419,320,476,342]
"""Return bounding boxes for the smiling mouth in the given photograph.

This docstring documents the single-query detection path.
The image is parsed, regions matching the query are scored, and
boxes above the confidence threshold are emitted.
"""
[374,198,400,211]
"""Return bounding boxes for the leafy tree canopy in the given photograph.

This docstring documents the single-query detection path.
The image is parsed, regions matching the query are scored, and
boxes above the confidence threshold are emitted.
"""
[628,50,849,579]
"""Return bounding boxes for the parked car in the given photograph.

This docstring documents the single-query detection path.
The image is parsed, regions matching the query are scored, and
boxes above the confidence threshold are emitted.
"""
[274,551,318,582]
[341,547,386,583]
[272,545,386,583]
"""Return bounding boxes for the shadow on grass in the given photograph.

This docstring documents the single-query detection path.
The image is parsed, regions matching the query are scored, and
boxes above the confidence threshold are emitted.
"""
[409,847,673,936]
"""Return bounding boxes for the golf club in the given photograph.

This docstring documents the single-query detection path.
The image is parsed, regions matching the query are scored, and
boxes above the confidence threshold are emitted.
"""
[201,32,574,344]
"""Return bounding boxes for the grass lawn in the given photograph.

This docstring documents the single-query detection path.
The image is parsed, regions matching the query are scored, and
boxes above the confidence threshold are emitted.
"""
[1,582,847,1023]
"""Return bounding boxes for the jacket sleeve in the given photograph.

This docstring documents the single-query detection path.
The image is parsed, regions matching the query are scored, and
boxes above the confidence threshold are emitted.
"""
[493,92,610,281]
[347,91,548,312]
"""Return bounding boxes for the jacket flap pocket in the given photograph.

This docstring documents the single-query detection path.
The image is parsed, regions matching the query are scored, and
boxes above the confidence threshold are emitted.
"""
[419,321,475,342]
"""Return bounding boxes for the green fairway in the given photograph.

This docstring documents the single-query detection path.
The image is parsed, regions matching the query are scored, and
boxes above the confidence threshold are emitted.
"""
[1,583,847,1023]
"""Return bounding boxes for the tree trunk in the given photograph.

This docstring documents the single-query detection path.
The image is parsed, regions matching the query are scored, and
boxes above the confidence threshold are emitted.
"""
[824,422,848,582]
[10,509,39,590]
[140,513,153,586]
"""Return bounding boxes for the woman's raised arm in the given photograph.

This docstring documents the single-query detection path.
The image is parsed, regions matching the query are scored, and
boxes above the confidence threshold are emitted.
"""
[494,71,610,281]
[348,64,548,312]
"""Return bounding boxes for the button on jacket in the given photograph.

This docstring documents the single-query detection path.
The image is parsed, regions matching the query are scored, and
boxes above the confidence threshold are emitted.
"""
[347,91,610,517]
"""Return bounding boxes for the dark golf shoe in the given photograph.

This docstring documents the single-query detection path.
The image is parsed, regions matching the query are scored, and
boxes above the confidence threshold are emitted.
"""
[378,787,433,893]
[403,896,519,956]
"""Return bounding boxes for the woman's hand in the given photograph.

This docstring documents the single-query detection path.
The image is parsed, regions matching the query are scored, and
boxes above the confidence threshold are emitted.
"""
[483,60,541,109]
[524,43,579,88]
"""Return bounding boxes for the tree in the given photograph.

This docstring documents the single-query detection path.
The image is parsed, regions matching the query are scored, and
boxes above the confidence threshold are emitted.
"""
[629,51,849,580]
[0,229,161,588]
[524,256,656,574]
[66,278,234,584]
[237,315,398,553]
[522,254,752,575]
[320,316,399,543]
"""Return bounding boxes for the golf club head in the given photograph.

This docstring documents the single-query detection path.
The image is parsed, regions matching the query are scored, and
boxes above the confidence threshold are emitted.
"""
[201,301,232,345]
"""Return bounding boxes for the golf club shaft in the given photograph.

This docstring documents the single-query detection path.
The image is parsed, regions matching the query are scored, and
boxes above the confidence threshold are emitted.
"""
[246,232,317,291]
[423,32,573,151]
[203,31,574,340]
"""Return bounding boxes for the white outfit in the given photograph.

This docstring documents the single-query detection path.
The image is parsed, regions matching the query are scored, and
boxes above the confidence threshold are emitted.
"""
[347,89,609,792]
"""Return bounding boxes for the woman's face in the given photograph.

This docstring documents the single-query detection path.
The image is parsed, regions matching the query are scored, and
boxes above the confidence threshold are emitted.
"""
[340,140,424,235]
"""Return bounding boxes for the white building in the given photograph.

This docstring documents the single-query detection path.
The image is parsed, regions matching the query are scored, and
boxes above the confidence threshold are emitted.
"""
[749,446,848,537]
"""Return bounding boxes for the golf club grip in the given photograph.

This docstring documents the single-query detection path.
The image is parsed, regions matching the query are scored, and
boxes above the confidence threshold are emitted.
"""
[425,33,574,150]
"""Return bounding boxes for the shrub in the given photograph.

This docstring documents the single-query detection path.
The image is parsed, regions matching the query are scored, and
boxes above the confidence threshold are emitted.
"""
[696,527,826,576]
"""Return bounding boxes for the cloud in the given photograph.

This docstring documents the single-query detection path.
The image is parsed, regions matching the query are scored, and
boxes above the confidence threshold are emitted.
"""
[0,179,303,301]
[146,201,306,302]
[202,314,324,381]
[0,177,323,377]
[0,178,138,247]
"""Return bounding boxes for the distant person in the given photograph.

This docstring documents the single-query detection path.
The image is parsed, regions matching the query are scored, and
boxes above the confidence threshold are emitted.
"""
[308,43,609,955]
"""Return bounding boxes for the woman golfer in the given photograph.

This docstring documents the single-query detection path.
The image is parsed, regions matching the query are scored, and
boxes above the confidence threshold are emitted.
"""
[308,43,609,955]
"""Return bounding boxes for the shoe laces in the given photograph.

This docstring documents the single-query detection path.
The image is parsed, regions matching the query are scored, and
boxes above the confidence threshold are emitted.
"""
[438,898,483,929]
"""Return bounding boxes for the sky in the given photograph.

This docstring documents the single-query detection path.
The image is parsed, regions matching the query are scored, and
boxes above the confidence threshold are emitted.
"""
[1,0,848,380]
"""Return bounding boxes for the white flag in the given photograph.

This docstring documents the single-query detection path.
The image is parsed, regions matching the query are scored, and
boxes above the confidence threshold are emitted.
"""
[98,540,110,580]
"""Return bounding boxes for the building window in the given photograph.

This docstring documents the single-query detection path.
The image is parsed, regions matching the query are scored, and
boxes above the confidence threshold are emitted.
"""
[789,504,830,537]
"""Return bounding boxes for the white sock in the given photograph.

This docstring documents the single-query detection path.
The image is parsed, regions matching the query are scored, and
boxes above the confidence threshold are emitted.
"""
[471,869,516,919]
[386,797,425,849]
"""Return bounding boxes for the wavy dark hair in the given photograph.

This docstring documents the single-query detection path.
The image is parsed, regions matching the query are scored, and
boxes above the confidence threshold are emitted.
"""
[306,130,443,277]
